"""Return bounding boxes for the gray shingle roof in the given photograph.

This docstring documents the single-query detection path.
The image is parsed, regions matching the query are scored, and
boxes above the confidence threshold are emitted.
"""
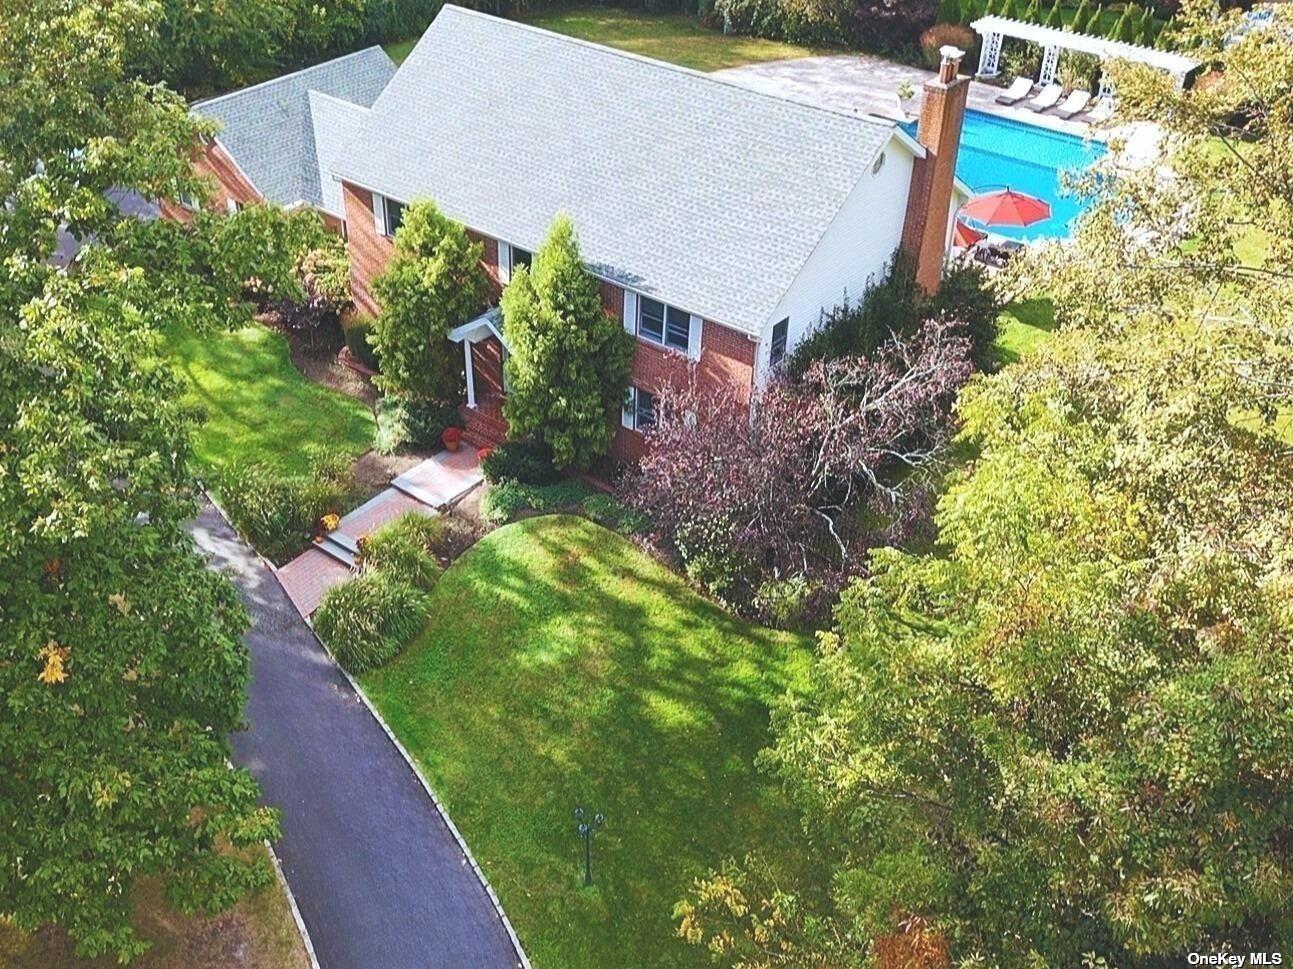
[194,48,396,215]
[331,7,900,335]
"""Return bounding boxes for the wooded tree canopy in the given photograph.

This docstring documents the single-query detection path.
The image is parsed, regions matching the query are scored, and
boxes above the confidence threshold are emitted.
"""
[1,0,325,959]
[680,1,1293,962]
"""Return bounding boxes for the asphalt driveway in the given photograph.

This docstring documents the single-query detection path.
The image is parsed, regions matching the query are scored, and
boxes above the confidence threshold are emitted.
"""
[191,502,522,969]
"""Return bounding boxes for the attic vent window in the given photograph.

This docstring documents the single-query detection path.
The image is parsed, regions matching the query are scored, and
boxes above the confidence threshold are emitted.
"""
[872,151,886,176]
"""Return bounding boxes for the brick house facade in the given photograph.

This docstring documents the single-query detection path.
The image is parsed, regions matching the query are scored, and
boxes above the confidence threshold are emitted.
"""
[159,139,262,224]
[342,181,756,462]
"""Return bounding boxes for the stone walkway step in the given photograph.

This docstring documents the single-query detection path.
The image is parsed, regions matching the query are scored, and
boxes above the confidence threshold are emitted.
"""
[277,449,484,620]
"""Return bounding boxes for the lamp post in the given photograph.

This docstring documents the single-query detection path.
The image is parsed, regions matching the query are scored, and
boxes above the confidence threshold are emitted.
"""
[574,806,604,887]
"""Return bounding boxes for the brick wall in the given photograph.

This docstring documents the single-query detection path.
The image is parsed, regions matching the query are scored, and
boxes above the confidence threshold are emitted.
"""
[159,139,262,222]
[342,182,393,317]
[609,293,757,463]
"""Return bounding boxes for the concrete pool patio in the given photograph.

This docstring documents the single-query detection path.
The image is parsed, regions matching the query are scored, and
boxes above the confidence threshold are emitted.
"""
[715,53,1100,136]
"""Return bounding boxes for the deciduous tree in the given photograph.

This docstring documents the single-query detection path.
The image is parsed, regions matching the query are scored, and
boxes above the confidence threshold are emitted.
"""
[682,2,1293,961]
[0,0,327,958]
[624,319,972,618]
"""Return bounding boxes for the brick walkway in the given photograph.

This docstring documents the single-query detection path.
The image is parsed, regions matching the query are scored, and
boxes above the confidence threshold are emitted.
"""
[277,549,351,618]
[277,449,483,618]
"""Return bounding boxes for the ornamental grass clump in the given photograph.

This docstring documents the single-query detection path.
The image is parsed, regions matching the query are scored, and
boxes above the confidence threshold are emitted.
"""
[360,513,445,590]
[313,572,430,673]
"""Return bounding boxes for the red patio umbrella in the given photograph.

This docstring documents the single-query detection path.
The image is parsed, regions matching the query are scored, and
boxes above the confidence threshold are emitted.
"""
[953,218,988,248]
[960,188,1051,229]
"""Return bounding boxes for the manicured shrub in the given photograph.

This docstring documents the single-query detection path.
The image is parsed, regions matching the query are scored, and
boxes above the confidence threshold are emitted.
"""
[313,571,430,673]
[360,512,444,590]
[1020,0,1039,22]
[342,314,380,372]
[375,396,464,454]
[370,200,487,406]
[480,437,560,486]
[1043,0,1064,27]
[1069,0,1091,28]
[1084,3,1105,34]
[218,451,353,564]
[502,216,633,470]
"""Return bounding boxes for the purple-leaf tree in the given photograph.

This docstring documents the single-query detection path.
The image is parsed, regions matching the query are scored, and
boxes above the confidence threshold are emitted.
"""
[621,318,973,618]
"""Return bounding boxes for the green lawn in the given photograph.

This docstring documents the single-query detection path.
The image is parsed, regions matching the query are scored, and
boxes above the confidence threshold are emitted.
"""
[361,515,819,968]
[165,324,375,477]
[386,7,829,71]
[994,296,1058,365]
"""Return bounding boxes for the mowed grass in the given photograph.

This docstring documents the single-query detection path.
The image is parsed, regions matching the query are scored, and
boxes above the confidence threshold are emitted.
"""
[361,515,819,968]
[994,296,1058,365]
[386,7,829,70]
[165,324,375,477]
[0,849,309,969]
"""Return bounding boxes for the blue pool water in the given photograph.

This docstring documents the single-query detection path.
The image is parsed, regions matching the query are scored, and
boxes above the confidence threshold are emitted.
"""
[903,109,1106,240]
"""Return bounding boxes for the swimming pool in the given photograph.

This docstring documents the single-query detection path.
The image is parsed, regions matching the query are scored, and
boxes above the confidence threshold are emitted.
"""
[903,109,1107,240]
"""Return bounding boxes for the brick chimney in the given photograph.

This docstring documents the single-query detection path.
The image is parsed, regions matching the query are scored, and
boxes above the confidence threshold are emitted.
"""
[900,46,970,294]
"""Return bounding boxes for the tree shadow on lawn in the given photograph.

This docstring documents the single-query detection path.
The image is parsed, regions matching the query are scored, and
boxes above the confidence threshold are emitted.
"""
[362,515,822,968]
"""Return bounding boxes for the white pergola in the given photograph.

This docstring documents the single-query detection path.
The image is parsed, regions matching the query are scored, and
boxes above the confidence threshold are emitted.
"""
[970,15,1200,90]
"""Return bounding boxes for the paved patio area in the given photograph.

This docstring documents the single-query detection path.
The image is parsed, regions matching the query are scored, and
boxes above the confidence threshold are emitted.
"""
[277,448,484,617]
[715,54,1097,137]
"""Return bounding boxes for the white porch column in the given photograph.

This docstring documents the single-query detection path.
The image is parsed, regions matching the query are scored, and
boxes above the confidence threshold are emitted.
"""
[463,340,476,408]
[977,30,1003,77]
[1038,44,1060,86]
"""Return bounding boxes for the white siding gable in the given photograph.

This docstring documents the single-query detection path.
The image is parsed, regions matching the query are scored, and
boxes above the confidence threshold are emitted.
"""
[754,133,917,384]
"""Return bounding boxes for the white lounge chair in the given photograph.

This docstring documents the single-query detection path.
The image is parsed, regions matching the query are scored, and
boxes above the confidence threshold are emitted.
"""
[1053,89,1091,118]
[995,76,1034,105]
[1085,97,1115,124]
[1025,83,1063,112]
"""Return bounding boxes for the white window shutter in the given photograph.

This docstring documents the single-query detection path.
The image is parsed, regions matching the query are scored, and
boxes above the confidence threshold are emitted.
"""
[497,241,511,284]
[225,197,238,215]
[371,193,386,236]
[687,315,703,360]
[622,290,637,336]
[621,387,635,429]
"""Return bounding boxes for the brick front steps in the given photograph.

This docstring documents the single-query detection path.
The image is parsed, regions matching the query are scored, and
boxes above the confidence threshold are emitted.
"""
[459,397,507,450]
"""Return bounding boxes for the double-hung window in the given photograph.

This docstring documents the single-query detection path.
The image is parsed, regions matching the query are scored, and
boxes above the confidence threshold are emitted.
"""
[510,246,532,273]
[769,317,789,368]
[637,297,691,353]
[623,386,656,431]
[383,197,404,237]
[373,194,404,237]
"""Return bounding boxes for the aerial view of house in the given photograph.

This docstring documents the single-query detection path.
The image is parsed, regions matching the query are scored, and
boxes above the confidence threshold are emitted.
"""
[4,0,1290,967]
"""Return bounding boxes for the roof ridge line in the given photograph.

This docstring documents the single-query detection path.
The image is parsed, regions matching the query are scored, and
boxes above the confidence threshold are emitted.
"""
[433,5,895,130]
[192,46,392,109]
